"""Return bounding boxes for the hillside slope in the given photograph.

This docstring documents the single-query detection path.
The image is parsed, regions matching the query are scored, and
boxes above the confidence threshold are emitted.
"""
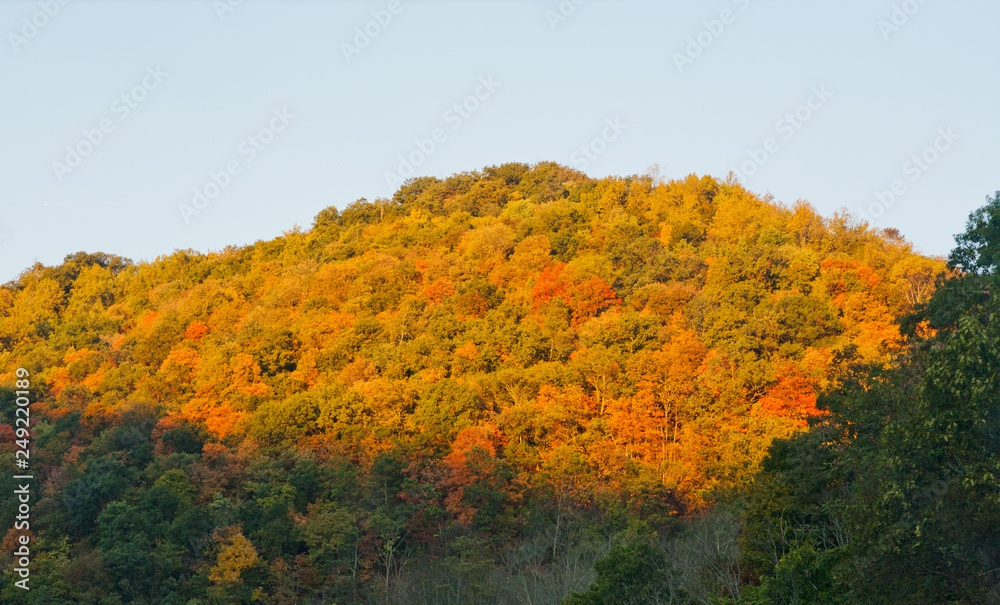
[0,163,944,603]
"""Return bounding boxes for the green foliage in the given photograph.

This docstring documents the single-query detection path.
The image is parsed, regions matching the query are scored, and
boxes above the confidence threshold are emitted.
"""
[949,190,1000,274]
[743,194,1000,604]
[563,541,667,605]
[63,456,134,535]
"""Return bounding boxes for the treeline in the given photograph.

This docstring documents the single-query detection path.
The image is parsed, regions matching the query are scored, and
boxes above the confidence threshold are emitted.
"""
[0,162,967,603]
[735,192,1000,604]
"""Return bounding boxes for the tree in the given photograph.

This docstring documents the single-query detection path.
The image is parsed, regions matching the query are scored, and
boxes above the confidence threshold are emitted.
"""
[0,164,950,603]
[949,190,1000,275]
[209,525,260,585]
[563,541,667,605]
[743,193,1000,604]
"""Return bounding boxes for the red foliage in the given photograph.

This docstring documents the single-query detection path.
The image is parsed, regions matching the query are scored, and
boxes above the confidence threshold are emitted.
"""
[531,264,569,309]
[531,263,620,325]
[567,276,620,324]
[185,321,210,340]
[421,279,456,304]
[755,364,828,427]
[0,424,15,453]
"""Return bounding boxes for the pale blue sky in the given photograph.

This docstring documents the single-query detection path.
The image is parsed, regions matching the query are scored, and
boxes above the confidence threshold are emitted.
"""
[2,0,997,282]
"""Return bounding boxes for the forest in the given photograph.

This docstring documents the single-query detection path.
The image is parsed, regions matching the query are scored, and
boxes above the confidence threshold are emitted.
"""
[0,162,996,604]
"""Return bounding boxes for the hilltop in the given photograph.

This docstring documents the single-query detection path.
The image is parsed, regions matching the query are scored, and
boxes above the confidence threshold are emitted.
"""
[0,162,947,603]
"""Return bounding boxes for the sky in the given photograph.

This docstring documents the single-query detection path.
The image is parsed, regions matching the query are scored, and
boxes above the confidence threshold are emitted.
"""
[2,0,997,283]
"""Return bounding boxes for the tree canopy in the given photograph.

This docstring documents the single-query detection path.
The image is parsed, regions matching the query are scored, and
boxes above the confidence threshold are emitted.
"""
[0,163,960,604]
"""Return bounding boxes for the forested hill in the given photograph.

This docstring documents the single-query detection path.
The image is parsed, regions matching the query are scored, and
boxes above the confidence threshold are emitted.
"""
[0,162,946,603]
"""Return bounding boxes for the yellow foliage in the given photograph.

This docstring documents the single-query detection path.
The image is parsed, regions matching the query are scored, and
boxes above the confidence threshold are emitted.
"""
[209,526,259,585]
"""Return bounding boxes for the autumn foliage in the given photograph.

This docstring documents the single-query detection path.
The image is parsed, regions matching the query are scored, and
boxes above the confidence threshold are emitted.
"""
[0,163,947,603]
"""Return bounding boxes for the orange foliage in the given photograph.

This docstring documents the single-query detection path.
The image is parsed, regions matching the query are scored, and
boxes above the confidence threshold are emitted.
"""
[46,367,72,399]
[289,347,320,388]
[442,425,502,525]
[0,167,945,520]
[340,357,379,385]
[821,259,903,361]
[63,347,97,365]
[159,347,200,384]
[180,394,247,439]
[532,263,620,325]
[568,276,620,324]
[82,369,105,391]
[454,342,477,360]
[185,321,210,340]
[444,425,498,475]
[821,259,882,301]
[500,385,585,450]
[1,526,33,556]
[421,279,456,303]
[224,353,269,398]
[606,391,664,465]
[532,264,569,308]
[754,364,827,427]
[138,311,160,330]
[452,342,478,373]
